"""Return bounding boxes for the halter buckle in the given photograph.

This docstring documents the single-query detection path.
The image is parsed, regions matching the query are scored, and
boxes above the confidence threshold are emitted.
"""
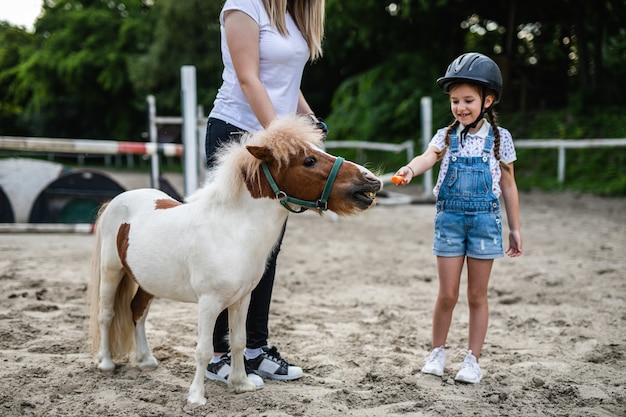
[316,199,328,211]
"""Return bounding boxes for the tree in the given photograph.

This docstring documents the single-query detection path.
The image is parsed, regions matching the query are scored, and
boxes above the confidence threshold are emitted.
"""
[324,0,626,143]
[0,23,34,135]
[127,0,223,117]
[9,0,155,139]
[1,0,625,147]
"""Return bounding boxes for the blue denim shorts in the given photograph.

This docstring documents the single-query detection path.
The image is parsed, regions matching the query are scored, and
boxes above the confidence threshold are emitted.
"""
[432,201,504,259]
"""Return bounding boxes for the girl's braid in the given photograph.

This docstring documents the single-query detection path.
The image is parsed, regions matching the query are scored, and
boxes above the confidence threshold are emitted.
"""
[440,120,459,160]
[486,109,501,161]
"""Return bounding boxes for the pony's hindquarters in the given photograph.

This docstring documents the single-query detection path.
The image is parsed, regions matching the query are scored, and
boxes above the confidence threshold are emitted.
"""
[88,202,138,371]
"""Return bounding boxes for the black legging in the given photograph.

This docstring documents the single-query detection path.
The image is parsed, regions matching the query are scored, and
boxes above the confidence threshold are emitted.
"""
[205,117,286,351]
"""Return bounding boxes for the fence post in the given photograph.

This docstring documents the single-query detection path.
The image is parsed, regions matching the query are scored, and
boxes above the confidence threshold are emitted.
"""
[181,66,198,197]
[147,95,159,189]
[558,145,566,183]
[420,97,433,196]
[196,105,207,185]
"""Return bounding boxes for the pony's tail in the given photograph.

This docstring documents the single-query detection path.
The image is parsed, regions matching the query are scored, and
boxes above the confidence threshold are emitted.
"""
[88,203,107,355]
[88,202,137,359]
[107,273,138,359]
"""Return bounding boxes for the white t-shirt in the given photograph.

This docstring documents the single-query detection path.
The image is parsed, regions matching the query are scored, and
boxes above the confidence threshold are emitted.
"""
[429,120,517,198]
[209,0,310,132]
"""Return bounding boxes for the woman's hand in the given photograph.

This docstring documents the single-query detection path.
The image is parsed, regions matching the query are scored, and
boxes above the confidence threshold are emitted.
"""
[306,114,328,138]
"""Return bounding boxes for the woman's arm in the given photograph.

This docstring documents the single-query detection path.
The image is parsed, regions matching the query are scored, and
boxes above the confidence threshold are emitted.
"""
[224,10,276,128]
[297,90,314,116]
[297,90,328,136]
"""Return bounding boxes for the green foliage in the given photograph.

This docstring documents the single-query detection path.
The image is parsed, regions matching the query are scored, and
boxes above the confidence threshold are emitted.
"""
[127,0,223,116]
[514,146,626,196]
[502,108,626,195]
[0,23,33,134]
[326,53,440,144]
[502,107,626,139]
[328,78,626,194]
[5,0,156,139]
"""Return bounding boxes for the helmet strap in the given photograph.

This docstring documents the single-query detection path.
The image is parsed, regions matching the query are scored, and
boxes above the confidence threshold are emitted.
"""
[460,86,488,144]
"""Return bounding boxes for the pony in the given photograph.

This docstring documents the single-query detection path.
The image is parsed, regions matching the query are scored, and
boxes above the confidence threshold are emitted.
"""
[87,114,383,405]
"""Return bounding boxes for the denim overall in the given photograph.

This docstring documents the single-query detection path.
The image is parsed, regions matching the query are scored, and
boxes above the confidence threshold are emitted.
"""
[433,128,503,259]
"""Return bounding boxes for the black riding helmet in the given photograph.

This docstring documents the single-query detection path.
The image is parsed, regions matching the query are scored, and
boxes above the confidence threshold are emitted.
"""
[437,52,503,103]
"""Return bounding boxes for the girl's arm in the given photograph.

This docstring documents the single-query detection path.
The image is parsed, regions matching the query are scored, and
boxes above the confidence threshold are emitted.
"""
[500,161,523,257]
[393,145,440,186]
[224,10,276,128]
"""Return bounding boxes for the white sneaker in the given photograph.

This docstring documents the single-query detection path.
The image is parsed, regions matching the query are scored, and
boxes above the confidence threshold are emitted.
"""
[454,350,482,383]
[421,347,446,376]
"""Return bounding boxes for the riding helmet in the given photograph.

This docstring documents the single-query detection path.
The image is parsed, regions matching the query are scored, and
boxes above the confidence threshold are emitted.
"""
[437,52,503,102]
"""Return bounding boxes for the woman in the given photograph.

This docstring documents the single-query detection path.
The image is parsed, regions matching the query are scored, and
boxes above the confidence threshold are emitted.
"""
[204,0,326,389]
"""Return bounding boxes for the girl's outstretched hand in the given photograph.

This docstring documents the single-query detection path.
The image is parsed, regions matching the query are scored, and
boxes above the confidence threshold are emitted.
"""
[391,175,405,185]
[391,166,414,186]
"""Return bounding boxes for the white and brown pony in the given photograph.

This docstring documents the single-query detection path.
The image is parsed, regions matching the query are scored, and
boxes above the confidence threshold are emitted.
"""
[88,114,382,405]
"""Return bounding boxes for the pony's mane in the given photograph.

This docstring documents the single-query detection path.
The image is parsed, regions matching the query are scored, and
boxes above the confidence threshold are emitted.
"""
[187,115,323,203]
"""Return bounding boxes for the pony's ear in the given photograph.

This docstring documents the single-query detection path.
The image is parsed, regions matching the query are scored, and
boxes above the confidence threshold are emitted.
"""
[246,145,272,162]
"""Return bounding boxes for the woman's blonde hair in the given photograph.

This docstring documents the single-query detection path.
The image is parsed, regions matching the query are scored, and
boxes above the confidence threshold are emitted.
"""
[261,0,325,61]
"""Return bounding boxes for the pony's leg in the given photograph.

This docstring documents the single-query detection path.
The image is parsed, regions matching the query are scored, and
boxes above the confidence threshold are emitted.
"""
[97,267,124,373]
[227,293,256,393]
[187,296,220,406]
[132,288,158,371]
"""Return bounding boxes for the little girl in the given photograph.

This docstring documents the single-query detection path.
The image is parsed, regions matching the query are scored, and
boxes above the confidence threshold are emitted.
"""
[394,52,523,383]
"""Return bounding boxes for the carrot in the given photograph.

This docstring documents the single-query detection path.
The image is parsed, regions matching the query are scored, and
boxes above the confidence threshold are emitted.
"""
[391,175,403,185]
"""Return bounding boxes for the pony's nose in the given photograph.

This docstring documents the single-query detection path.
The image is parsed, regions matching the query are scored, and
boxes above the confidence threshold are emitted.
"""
[362,170,383,190]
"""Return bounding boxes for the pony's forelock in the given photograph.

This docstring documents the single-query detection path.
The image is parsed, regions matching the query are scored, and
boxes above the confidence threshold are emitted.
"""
[247,114,323,168]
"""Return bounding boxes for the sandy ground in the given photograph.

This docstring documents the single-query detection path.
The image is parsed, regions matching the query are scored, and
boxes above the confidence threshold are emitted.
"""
[0,170,625,417]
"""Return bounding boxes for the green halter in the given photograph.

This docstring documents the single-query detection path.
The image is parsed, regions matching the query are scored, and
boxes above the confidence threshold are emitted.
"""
[261,157,344,213]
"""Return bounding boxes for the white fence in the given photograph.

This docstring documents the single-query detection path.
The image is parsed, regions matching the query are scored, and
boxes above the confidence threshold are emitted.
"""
[2,129,625,190]
[513,138,626,183]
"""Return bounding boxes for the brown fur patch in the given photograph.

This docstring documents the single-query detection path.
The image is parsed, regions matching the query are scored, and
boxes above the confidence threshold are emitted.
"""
[115,223,154,324]
[116,223,131,269]
[155,198,182,210]
[131,286,154,323]
[116,223,137,283]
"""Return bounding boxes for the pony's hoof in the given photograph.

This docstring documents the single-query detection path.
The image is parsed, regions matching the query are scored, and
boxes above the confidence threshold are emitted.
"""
[186,394,207,406]
[138,357,158,371]
[97,361,115,374]
[232,380,257,394]
[135,355,159,371]
[139,364,158,372]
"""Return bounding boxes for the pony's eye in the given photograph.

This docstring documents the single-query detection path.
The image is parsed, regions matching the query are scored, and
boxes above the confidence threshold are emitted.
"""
[303,156,316,167]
